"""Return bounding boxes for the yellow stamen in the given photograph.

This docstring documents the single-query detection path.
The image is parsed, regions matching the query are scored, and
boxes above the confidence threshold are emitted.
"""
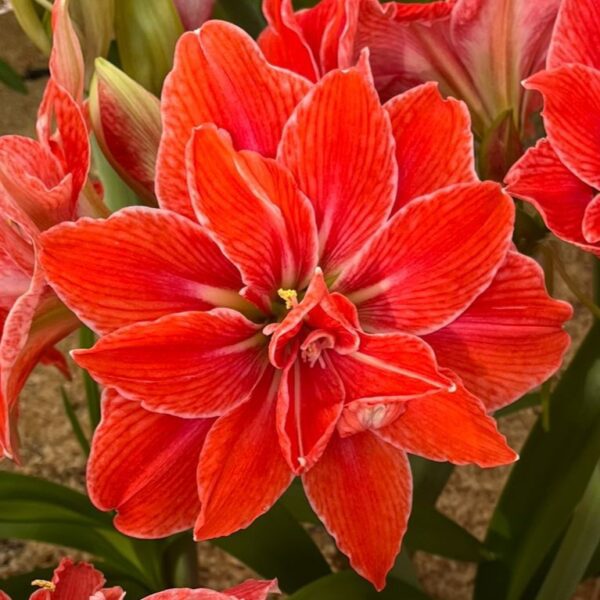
[32,580,56,591]
[278,288,298,310]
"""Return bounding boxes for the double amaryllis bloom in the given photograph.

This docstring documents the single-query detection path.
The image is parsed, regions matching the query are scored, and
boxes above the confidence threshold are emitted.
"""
[0,0,105,459]
[0,557,278,600]
[505,0,600,255]
[38,22,571,589]
[259,0,560,167]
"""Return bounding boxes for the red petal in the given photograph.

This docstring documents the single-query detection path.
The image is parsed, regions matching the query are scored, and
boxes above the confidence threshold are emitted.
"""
[303,431,411,590]
[49,0,85,102]
[378,375,517,467]
[424,251,572,411]
[74,309,267,418]
[385,82,476,212]
[143,592,228,600]
[157,21,311,219]
[1,279,78,459]
[40,207,245,335]
[332,331,451,404]
[335,182,514,335]
[224,579,280,600]
[447,0,559,123]
[548,0,600,70]
[505,139,599,252]
[37,80,90,207]
[277,352,345,473]
[0,136,73,231]
[88,389,213,538]
[187,125,318,305]
[526,65,600,191]
[195,369,292,539]
[583,194,600,244]
[259,0,319,81]
[29,558,105,600]
[278,65,396,274]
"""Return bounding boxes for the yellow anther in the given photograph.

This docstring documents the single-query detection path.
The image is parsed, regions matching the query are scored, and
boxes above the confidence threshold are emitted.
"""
[278,288,298,310]
[32,580,56,591]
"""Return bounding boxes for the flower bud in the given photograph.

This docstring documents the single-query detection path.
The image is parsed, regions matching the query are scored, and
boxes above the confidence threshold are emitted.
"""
[68,0,115,84]
[173,0,215,30]
[90,58,162,203]
[10,0,51,55]
[114,0,184,95]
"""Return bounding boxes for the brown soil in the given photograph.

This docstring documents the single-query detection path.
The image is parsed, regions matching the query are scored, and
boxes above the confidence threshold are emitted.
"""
[0,10,598,599]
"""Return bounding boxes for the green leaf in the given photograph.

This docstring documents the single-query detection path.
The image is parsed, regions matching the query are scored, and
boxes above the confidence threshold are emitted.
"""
[279,480,318,525]
[61,387,90,456]
[0,568,54,597]
[475,322,600,600]
[287,571,431,599]
[0,58,27,94]
[0,472,165,590]
[406,505,492,562]
[212,503,330,593]
[410,456,453,505]
[536,462,600,600]
[213,0,265,38]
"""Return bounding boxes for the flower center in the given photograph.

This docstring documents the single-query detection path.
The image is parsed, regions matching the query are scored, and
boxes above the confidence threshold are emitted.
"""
[32,579,56,591]
[300,330,334,368]
[277,288,298,309]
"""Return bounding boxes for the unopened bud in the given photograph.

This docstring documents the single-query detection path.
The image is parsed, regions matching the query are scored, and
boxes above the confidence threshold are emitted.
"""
[90,58,162,203]
[114,0,184,95]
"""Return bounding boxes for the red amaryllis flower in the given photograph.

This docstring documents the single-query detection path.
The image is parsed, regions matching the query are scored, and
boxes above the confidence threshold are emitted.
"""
[0,557,277,600]
[0,0,104,459]
[259,0,560,177]
[0,557,125,600]
[40,22,571,589]
[145,579,279,600]
[505,0,600,255]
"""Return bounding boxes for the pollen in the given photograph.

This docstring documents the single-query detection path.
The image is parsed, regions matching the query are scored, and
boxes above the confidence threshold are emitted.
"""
[278,288,298,310]
[32,580,56,591]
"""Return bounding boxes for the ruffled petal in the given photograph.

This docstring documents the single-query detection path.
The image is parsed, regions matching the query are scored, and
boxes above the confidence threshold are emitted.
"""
[157,21,311,218]
[277,351,345,473]
[378,375,517,467]
[548,0,600,70]
[224,579,280,600]
[1,280,78,459]
[424,251,572,411]
[583,194,600,244]
[187,125,318,306]
[505,139,598,252]
[0,136,73,231]
[303,431,411,590]
[330,331,452,402]
[335,181,513,335]
[74,309,267,418]
[29,558,106,600]
[259,0,320,81]
[385,82,476,212]
[40,207,246,335]
[278,65,396,274]
[195,369,292,540]
[526,65,600,191]
[88,389,213,538]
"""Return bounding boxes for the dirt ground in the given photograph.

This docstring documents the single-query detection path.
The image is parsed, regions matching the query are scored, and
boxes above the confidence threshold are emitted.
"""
[0,10,599,599]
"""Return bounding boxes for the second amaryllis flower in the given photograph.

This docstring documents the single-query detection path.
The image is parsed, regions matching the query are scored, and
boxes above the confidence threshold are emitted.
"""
[39,22,571,590]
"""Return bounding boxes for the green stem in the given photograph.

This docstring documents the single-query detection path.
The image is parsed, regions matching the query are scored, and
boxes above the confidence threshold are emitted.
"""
[163,533,199,589]
[546,243,600,321]
[79,327,102,430]
[60,388,90,456]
